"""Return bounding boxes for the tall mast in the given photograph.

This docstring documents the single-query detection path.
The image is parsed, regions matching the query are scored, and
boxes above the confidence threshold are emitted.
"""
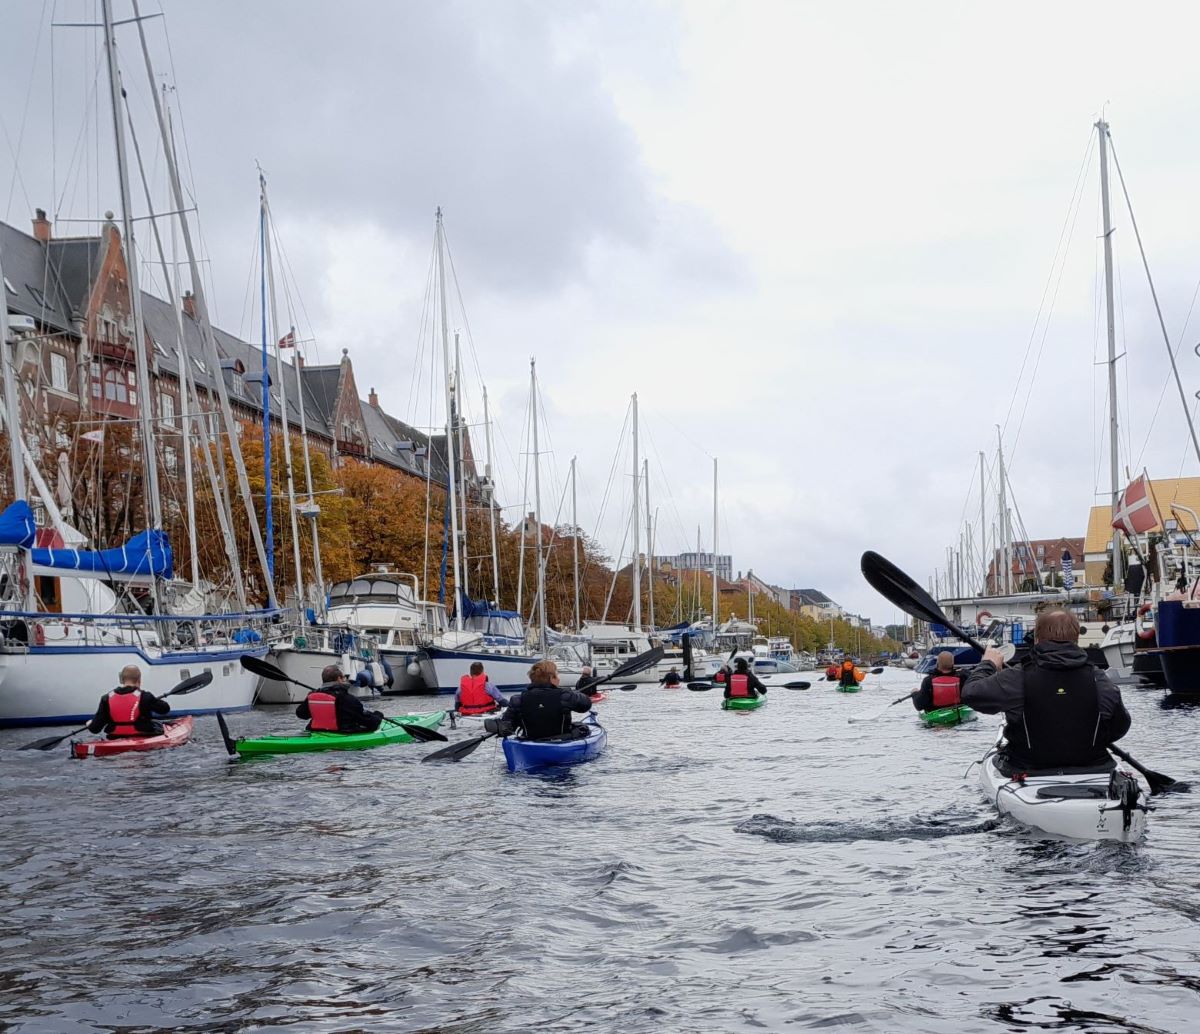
[166,94,199,589]
[101,0,163,607]
[0,247,34,608]
[454,332,470,602]
[258,183,276,595]
[644,457,654,631]
[711,457,718,631]
[978,450,986,594]
[262,175,304,605]
[631,393,641,630]
[132,1,275,608]
[436,209,463,630]
[996,425,1009,595]
[1097,119,1123,590]
[571,455,580,630]
[530,359,547,653]
[483,385,500,604]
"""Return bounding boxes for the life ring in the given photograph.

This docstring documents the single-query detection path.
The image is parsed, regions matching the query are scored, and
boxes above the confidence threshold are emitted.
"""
[977,611,993,625]
[33,622,45,646]
[1137,602,1156,641]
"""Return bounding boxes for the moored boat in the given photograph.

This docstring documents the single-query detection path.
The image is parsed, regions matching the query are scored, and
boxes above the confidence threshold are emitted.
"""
[233,710,446,758]
[70,716,194,759]
[501,715,606,772]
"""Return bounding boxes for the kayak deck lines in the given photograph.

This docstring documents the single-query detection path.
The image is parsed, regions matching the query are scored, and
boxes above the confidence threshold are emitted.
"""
[233,711,447,757]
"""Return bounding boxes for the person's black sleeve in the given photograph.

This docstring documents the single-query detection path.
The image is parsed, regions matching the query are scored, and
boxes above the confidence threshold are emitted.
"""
[86,695,110,734]
[565,689,594,713]
[143,691,171,716]
[295,699,311,720]
[912,675,934,712]
[749,673,768,695]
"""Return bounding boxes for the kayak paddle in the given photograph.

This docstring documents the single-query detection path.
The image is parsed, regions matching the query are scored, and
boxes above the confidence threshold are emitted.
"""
[216,711,238,757]
[1108,744,1188,795]
[862,551,1186,789]
[687,681,713,691]
[423,644,665,762]
[783,681,811,690]
[19,671,215,751]
[238,655,447,742]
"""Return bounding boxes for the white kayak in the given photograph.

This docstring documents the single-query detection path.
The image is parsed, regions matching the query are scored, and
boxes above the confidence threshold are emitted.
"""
[978,733,1149,843]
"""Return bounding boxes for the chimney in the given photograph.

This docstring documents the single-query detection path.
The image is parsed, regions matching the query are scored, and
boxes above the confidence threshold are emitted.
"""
[368,386,379,408]
[182,290,197,320]
[32,208,51,243]
[296,352,305,369]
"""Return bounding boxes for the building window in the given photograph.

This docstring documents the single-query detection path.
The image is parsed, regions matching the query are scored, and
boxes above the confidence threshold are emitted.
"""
[160,391,175,425]
[90,361,101,398]
[103,367,128,404]
[49,353,68,391]
[164,446,178,475]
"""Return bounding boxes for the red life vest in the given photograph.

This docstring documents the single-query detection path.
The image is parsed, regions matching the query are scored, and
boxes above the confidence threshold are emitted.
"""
[715,669,727,684]
[729,673,752,698]
[931,674,961,708]
[307,691,339,732]
[458,673,496,715]
[108,689,142,737]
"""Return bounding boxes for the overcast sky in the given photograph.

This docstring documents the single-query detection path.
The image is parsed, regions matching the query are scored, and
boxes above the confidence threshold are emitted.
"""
[6,2,1200,623]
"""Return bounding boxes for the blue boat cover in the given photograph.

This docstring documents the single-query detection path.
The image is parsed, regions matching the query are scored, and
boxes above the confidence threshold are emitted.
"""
[0,500,36,548]
[31,528,173,579]
[457,591,520,621]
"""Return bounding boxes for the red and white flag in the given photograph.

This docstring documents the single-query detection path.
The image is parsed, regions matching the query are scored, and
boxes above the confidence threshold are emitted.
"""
[277,329,296,349]
[1112,474,1158,535]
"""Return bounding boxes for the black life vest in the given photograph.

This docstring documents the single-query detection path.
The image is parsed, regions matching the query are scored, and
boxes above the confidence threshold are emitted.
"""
[516,684,574,740]
[1007,662,1106,770]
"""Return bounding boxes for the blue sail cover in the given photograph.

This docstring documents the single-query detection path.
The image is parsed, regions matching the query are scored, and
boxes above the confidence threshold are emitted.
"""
[458,590,524,641]
[31,529,173,579]
[0,500,36,548]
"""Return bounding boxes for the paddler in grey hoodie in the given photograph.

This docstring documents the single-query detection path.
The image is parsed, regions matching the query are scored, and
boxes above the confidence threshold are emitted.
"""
[962,608,1131,776]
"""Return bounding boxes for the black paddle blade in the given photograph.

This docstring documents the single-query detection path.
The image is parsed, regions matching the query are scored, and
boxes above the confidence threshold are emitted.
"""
[869,667,885,675]
[422,732,494,762]
[170,670,215,696]
[616,684,637,692]
[784,681,811,690]
[239,653,288,682]
[687,681,713,691]
[609,645,666,681]
[20,723,88,751]
[861,552,982,650]
[397,722,448,743]
[1109,744,1186,795]
[216,712,238,757]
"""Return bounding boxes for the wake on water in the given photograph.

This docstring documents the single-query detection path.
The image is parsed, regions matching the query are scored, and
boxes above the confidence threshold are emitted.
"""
[735,810,1001,844]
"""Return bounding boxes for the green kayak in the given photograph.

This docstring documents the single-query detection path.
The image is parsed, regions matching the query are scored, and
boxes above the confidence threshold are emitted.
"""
[234,711,447,758]
[920,706,977,727]
[721,695,766,711]
[835,684,862,693]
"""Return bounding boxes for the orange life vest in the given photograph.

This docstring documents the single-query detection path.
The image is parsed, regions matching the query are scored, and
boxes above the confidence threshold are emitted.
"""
[458,673,496,715]
[729,673,752,698]
[108,689,141,737]
[931,674,961,709]
[307,691,339,732]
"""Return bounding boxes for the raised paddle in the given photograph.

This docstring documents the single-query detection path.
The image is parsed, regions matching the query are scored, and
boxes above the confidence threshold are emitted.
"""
[237,655,447,742]
[422,644,665,763]
[847,692,916,724]
[19,671,215,751]
[862,550,1185,790]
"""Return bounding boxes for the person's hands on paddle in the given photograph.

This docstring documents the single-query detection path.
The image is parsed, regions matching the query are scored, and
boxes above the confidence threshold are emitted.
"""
[981,646,1006,670]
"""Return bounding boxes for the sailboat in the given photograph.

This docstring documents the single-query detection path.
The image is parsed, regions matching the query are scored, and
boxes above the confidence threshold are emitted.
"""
[0,0,264,725]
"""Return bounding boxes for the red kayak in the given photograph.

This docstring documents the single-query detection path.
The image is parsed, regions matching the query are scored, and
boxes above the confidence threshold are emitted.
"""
[71,716,194,759]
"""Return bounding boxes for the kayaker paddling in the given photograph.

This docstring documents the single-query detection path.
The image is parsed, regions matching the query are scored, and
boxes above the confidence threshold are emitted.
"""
[911,652,960,712]
[86,665,171,739]
[962,608,1131,775]
[660,667,682,687]
[455,661,507,716]
[296,664,385,735]
[724,658,767,702]
[838,659,866,689]
[491,659,594,741]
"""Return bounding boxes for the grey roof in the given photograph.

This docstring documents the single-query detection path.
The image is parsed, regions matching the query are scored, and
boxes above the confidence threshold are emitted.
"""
[0,222,78,333]
[792,588,834,604]
[46,236,104,315]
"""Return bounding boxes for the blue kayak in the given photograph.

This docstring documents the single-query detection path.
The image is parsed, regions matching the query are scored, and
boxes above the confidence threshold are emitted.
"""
[502,716,606,773]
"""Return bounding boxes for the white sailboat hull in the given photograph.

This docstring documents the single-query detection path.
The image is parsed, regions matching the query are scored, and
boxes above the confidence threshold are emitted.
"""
[255,645,379,704]
[418,646,541,693]
[0,643,263,726]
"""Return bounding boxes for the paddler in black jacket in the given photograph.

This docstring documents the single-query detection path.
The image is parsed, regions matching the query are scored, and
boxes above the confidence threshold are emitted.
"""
[911,651,961,711]
[296,664,384,734]
[493,659,594,740]
[961,608,1131,775]
[86,664,171,737]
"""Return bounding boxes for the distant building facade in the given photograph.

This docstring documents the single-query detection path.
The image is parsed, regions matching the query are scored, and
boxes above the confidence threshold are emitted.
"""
[656,551,732,582]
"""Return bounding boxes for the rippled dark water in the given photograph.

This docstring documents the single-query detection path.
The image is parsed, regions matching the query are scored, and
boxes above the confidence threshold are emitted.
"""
[2,668,1198,1032]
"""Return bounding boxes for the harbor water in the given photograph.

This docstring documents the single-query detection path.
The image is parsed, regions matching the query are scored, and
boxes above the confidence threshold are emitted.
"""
[2,667,1198,1032]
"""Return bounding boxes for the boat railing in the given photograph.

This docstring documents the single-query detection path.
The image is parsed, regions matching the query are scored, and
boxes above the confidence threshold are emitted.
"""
[0,609,278,653]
